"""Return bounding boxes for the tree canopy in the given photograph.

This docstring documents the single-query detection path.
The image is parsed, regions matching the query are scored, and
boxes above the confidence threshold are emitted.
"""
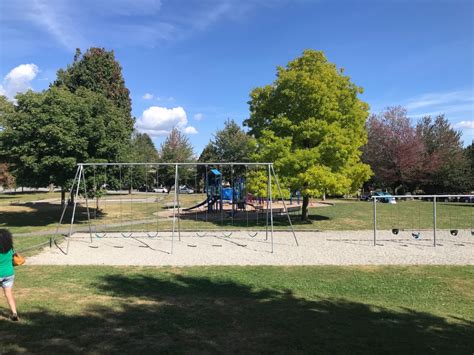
[363,107,472,193]
[0,87,132,202]
[244,50,372,219]
[54,48,133,124]
[159,128,195,189]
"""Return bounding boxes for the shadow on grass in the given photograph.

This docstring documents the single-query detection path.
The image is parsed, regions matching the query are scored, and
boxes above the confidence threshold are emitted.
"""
[1,274,472,353]
[0,202,99,228]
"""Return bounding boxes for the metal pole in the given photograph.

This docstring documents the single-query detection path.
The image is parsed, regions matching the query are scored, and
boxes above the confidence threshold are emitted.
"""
[373,196,377,246]
[265,166,269,241]
[177,165,181,241]
[67,164,83,254]
[81,166,93,244]
[433,196,437,247]
[271,165,298,246]
[268,164,274,253]
[55,166,80,236]
[171,164,178,254]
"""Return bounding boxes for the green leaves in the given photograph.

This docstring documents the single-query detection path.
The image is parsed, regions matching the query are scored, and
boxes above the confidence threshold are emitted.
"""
[245,50,372,218]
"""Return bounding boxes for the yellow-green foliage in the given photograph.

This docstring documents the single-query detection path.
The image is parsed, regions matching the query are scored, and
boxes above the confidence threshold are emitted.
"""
[245,50,372,198]
[246,169,290,199]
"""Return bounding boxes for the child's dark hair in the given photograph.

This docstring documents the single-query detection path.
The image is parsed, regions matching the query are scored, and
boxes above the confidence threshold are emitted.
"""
[0,229,13,253]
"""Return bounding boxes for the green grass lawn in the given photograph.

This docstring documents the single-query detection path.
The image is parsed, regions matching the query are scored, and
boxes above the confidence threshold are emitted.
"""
[0,265,472,353]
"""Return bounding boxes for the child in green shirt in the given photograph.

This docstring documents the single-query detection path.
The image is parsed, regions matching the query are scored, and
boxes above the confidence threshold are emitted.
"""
[0,229,18,321]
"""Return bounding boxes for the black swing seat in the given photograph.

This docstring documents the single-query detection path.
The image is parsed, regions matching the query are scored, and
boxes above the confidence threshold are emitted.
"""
[391,228,399,235]
[411,232,421,239]
[450,229,458,236]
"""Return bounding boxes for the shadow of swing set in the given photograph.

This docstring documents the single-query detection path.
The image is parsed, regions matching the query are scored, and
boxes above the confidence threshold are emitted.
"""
[372,194,474,246]
[54,162,300,255]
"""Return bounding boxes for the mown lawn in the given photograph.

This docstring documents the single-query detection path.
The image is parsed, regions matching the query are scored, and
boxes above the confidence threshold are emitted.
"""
[0,265,472,353]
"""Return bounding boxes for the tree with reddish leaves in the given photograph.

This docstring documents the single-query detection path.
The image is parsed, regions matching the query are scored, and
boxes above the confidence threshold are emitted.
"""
[363,107,438,192]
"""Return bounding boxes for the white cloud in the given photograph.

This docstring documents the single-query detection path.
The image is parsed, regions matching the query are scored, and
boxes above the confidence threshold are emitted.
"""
[135,106,198,137]
[453,121,474,130]
[193,113,204,121]
[184,126,198,134]
[0,63,39,101]
[405,90,472,110]
[142,93,154,100]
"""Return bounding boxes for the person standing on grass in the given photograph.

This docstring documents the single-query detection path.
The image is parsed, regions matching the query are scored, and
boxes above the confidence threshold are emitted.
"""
[0,229,19,321]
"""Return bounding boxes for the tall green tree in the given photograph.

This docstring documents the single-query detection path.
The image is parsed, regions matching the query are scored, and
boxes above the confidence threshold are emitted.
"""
[213,119,255,162]
[54,47,134,129]
[417,115,472,193]
[466,143,474,190]
[244,50,372,220]
[122,131,159,191]
[159,128,195,190]
[0,87,132,204]
[0,96,15,188]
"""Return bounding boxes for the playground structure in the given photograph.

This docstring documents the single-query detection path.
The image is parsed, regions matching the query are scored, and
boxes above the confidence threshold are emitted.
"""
[55,162,299,255]
[372,194,474,246]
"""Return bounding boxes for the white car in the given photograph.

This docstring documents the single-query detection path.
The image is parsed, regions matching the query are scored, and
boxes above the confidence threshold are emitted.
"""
[179,185,194,194]
[153,186,168,193]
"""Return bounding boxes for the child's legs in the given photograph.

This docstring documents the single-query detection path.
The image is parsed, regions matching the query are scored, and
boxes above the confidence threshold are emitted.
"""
[3,287,17,314]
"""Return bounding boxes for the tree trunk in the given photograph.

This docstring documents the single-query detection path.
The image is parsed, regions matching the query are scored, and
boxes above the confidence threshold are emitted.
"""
[61,187,66,207]
[301,195,310,221]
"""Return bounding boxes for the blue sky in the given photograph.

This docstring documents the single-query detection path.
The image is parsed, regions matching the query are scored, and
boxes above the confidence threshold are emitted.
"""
[1,0,473,154]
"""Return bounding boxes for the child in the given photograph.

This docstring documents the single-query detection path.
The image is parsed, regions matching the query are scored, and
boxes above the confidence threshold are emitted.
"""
[0,229,19,321]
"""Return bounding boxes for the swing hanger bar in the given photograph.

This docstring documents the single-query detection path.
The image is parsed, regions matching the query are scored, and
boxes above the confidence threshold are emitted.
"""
[78,162,273,167]
[372,194,474,199]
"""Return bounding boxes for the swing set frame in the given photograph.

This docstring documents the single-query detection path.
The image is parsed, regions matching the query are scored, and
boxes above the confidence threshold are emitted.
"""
[372,194,474,246]
[56,162,299,254]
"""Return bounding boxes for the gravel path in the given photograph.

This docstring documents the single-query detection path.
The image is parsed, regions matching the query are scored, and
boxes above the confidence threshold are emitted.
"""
[27,230,474,266]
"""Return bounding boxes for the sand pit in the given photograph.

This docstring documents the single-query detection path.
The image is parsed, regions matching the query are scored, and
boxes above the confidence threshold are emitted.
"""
[27,230,474,266]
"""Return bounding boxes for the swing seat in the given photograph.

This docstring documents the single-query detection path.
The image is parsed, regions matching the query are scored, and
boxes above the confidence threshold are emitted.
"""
[471,231,474,236]
[391,228,399,235]
[222,232,233,238]
[121,233,132,238]
[196,232,207,237]
[95,233,107,239]
[146,232,159,238]
[450,229,458,236]
[248,232,258,238]
[411,232,421,239]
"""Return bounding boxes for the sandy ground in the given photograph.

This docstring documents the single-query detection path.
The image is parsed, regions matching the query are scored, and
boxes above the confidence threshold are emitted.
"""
[27,230,474,266]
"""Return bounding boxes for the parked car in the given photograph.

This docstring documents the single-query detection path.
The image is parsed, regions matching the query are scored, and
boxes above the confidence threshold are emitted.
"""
[153,186,168,193]
[359,193,371,201]
[138,185,153,192]
[169,185,194,194]
[179,185,194,194]
[374,191,396,204]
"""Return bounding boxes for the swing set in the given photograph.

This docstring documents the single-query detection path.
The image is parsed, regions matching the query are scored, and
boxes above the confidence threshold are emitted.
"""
[55,162,299,255]
[373,194,474,246]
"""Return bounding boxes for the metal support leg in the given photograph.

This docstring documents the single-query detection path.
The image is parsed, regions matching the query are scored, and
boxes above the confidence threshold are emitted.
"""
[81,166,93,244]
[171,164,178,254]
[268,164,274,253]
[271,165,298,246]
[54,166,81,250]
[67,165,83,254]
[373,197,377,246]
[433,196,437,247]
